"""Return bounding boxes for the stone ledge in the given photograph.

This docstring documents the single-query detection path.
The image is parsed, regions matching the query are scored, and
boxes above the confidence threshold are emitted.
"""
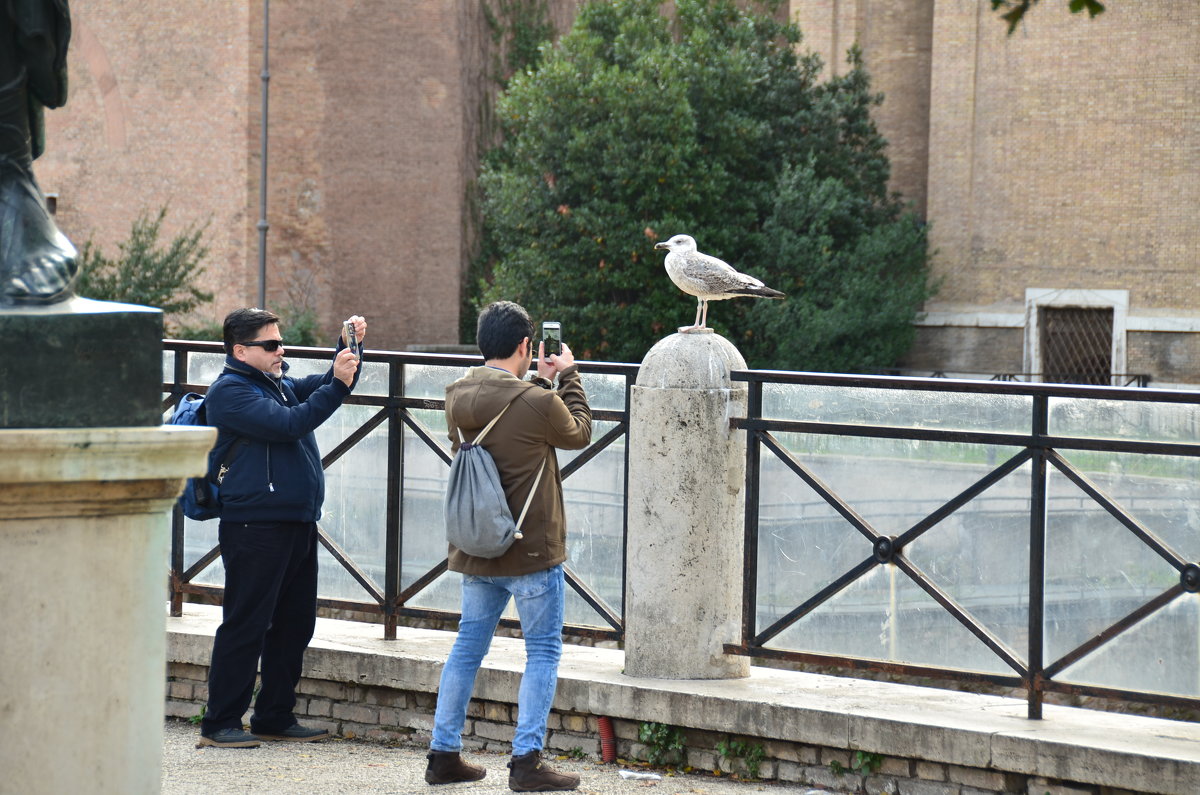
[168,604,1200,795]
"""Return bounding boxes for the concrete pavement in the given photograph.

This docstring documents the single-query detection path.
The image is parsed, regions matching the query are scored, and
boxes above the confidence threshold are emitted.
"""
[162,719,847,794]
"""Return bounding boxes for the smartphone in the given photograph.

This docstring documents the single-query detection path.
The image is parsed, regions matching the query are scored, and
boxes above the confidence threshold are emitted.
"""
[343,320,361,359]
[542,321,562,357]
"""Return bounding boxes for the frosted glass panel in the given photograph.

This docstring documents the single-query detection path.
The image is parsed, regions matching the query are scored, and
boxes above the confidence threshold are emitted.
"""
[1060,595,1200,698]
[406,570,462,613]
[905,462,1032,656]
[764,433,1026,536]
[1050,397,1200,443]
[184,518,223,586]
[578,372,630,413]
[1043,457,1188,666]
[757,450,875,627]
[402,409,454,603]
[757,435,1031,669]
[317,408,389,602]
[563,424,626,627]
[406,362,472,401]
[762,383,1031,435]
[1051,450,1200,564]
[186,351,226,385]
[768,564,1013,675]
[351,358,390,397]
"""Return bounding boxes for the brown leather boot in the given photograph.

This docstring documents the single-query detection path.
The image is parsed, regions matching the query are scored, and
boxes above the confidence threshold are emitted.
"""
[507,750,580,792]
[425,750,486,784]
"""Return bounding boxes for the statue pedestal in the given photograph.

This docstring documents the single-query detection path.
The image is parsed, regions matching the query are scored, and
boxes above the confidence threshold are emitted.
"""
[0,297,163,428]
[0,426,214,794]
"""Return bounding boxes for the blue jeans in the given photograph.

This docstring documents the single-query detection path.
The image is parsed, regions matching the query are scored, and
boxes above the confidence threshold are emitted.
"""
[431,565,565,755]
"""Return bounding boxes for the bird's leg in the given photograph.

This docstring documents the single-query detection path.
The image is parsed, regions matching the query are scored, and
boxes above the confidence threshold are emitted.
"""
[699,299,710,329]
[680,298,706,334]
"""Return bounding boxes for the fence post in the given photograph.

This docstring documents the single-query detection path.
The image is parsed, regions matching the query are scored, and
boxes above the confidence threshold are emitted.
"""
[624,332,750,679]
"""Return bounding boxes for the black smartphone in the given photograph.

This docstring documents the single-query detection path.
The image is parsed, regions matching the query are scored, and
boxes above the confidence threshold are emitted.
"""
[542,321,562,357]
[343,320,361,359]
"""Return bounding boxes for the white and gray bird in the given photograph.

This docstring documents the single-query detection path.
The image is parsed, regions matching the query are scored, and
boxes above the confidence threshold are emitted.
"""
[654,234,785,332]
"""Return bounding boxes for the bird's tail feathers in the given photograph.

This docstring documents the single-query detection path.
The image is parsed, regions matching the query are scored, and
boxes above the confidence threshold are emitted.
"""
[732,286,785,299]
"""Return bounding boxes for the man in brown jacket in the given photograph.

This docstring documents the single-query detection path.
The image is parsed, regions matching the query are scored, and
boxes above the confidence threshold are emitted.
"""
[426,301,592,792]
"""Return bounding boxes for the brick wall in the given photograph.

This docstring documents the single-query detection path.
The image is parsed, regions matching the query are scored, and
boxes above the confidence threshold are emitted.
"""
[166,660,1127,794]
[37,0,253,323]
[927,1,1200,312]
[35,1,1199,380]
[789,0,934,217]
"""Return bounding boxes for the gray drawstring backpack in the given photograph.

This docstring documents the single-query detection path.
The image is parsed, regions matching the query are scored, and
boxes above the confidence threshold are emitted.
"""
[443,400,547,559]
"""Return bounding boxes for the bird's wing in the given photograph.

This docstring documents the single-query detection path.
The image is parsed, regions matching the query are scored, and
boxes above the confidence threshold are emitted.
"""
[678,251,740,283]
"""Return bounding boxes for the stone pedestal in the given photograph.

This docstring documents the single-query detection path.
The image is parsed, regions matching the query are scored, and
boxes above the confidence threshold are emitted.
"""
[624,332,750,679]
[0,297,163,428]
[0,426,215,795]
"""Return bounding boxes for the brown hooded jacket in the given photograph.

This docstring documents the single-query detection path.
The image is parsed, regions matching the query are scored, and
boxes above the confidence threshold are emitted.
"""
[444,364,592,576]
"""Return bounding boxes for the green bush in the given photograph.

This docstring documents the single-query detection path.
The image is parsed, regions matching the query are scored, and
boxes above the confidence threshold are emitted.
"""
[472,0,935,370]
[75,207,213,329]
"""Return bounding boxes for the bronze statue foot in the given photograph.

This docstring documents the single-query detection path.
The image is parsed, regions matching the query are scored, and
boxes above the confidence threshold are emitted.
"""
[0,160,78,305]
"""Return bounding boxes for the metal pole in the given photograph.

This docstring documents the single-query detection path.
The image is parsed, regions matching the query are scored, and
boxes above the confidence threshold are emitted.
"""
[1027,394,1049,719]
[256,0,270,309]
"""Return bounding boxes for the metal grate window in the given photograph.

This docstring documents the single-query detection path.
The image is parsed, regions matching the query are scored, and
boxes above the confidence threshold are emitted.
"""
[1039,306,1113,385]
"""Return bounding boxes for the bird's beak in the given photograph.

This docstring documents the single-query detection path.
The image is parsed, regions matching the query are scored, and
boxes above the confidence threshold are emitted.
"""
[654,242,668,250]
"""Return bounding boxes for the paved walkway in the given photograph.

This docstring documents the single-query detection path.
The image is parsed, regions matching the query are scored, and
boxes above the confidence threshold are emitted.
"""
[162,719,848,795]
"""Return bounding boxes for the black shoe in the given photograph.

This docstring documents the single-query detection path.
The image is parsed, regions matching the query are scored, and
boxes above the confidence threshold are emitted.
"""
[508,750,579,792]
[426,750,487,784]
[196,727,262,748]
[252,723,332,743]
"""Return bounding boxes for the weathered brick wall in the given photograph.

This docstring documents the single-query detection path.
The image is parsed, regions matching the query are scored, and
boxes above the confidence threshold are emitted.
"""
[36,1,1199,381]
[1128,331,1200,386]
[41,1,594,349]
[790,0,934,217]
[38,0,253,324]
[927,1,1199,312]
[166,660,1106,794]
[903,325,1024,374]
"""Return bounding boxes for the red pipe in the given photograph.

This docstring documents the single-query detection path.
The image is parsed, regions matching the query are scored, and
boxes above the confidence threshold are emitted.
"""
[598,715,617,763]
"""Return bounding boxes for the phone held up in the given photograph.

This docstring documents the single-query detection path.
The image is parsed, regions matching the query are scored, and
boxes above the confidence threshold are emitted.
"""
[542,321,562,357]
[343,320,362,360]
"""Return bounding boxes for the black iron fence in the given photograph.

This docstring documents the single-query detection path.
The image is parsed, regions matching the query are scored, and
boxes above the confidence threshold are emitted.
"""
[163,340,636,641]
[165,341,1200,718]
[728,370,1200,718]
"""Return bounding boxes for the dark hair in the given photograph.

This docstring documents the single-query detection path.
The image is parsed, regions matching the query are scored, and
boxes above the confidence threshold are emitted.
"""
[223,307,281,355]
[476,301,533,361]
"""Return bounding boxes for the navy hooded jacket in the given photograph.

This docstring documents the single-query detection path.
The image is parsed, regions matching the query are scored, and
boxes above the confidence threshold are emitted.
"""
[203,342,358,523]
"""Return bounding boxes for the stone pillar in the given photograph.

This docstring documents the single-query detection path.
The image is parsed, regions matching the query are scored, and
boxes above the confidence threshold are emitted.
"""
[0,425,214,795]
[624,332,750,679]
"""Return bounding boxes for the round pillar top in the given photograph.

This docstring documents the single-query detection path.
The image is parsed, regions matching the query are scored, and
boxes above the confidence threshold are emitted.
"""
[636,331,748,390]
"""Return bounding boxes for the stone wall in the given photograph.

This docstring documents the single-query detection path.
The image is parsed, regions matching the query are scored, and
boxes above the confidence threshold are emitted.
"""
[37,0,253,326]
[917,0,1200,383]
[165,659,1121,795]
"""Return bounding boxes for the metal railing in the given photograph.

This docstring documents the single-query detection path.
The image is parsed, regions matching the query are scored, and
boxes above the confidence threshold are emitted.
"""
[877,368,1152,387]
[728,370,1200,718]
[163,340,637,641]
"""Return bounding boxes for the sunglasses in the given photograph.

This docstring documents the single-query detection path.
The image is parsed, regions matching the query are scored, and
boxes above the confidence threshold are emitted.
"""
[240,340,284,352]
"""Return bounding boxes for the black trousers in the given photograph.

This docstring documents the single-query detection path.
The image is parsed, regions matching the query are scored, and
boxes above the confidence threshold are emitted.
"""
[201,521,319,735]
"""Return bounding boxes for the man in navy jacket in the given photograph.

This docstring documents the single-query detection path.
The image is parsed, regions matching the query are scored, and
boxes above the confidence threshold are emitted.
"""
[197,307,365,748]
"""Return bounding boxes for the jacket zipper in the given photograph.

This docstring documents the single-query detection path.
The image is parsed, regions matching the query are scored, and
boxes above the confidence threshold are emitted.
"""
[265,375,285,494]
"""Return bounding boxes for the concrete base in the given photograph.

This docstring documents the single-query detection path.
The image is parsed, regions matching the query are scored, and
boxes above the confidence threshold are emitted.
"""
[625,332,749,679]
[167,606,1200,795]
[0,426,215,795]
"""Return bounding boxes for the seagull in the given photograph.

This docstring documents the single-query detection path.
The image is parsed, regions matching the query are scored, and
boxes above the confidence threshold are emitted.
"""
[654,234,785,332]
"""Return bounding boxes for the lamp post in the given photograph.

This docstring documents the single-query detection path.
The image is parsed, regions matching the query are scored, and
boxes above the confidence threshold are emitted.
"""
[256,0,270,309]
